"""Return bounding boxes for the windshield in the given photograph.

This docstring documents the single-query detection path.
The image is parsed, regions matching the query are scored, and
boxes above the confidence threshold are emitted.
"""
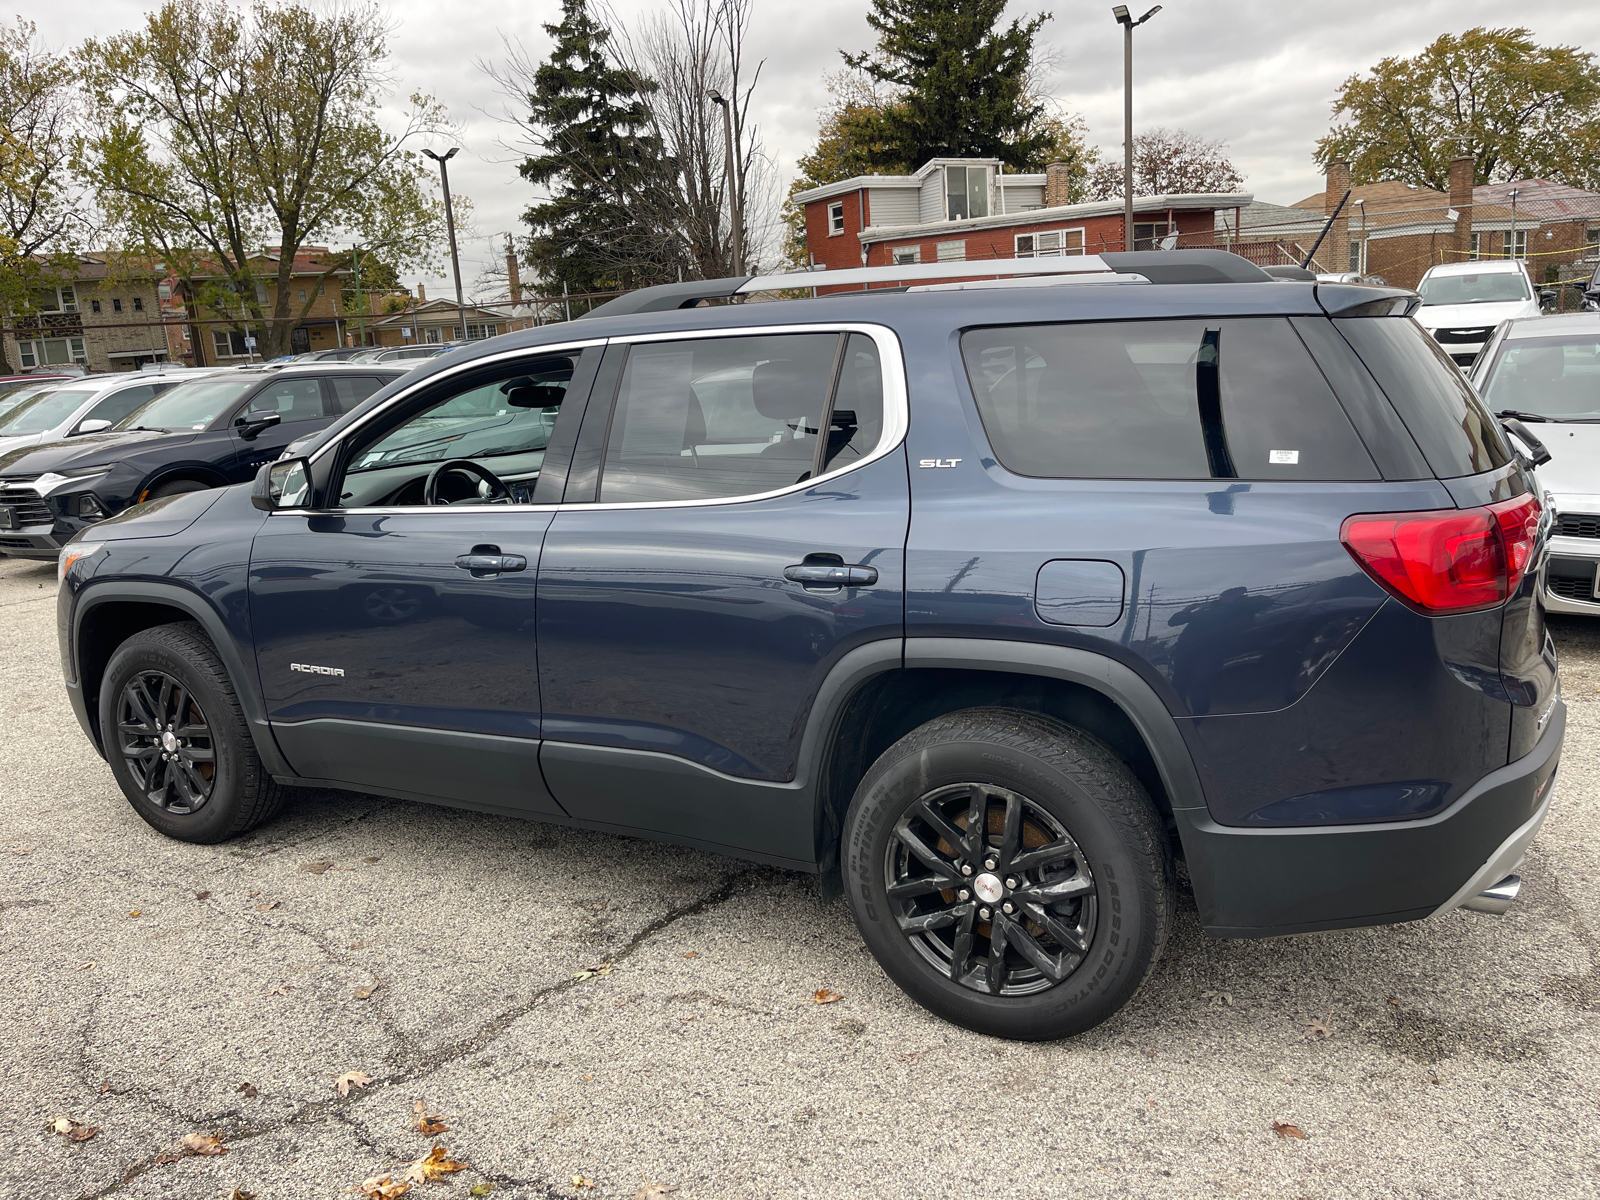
[114,377,258,431]
[1480,335,1600,420]
[1417,270,1531,306]
[0,387,94,436]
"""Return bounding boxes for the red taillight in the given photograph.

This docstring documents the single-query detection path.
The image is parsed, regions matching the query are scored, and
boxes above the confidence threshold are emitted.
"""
[1341,493,1541,614]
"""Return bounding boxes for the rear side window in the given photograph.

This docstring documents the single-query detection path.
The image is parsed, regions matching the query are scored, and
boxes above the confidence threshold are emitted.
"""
[599,332,880,504]
[243,378,333,424]
[960,319,1378,480]
[1335,318,1509,477]
[327,375,386,411]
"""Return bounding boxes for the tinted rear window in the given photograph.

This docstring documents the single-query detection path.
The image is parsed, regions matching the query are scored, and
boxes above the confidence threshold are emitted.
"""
[960,318,1378,480]
[1335,317,1509,477]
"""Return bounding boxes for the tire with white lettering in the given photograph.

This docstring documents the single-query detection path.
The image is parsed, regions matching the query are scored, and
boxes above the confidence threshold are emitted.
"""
[99,622,287,843]
[842,707,1175,1040]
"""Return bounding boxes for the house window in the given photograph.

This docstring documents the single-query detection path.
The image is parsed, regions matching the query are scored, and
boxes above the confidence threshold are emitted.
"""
[465,323,499,340]
[828,202,845,236]
[945,165,989,221]
[91,299,102,313]
[892,246,921,265]
[158,283,172,300]
[936,240,966,262]
[16,337,87,368]
[113,298,123,312]
[212,329,252,358]
[133,296,143,311]
[1015,229,1085,258]
[1586,227,1600,261]
[1510,229,1528,260]
[299,288,307,302]
[422,327,441,344]
[1132,222,1170,251]
[1469,232,1482,260]
[255,282,269,304]
[29,284,77,313]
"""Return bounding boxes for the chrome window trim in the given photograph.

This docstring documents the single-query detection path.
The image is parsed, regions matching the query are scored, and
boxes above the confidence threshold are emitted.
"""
[287,322,907,517]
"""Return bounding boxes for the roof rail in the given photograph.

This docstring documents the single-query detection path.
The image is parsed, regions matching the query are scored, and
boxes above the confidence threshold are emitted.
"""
[580,248,1280,318]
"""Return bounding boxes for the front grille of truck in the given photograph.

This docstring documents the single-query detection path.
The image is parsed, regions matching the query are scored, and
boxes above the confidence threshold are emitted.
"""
[0,485,50,526]
[1433,327,1495,344]
[1549,574,1597,601]
[1557,514,1600,539]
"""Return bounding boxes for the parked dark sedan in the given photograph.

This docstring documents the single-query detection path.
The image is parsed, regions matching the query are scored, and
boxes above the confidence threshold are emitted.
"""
[0,364,404,558]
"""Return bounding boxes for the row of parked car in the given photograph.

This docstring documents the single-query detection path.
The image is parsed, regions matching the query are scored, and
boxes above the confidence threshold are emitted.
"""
[0,359,415,558]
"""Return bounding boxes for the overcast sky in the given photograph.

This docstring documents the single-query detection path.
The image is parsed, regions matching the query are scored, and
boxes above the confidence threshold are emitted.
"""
[30,0,1600,300]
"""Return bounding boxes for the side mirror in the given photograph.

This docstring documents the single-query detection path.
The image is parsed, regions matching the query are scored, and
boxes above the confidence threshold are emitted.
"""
[1499,416,1553,469]
[236,410,283,440]
[73,419,112,435]
[251,456,312,511]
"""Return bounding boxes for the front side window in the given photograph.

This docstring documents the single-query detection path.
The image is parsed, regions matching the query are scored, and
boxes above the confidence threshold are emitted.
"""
[0,387,93,436]
[961,319,1378,481]
[337,355,577,507]
[115,378,260,431]
[1479,335,1600,421]
[82,384,164,428]
[598,332,883,504]
[1417,269,1531,305]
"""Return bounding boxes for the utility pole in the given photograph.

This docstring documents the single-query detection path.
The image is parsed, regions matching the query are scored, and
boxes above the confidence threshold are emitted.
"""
[424,147,470,341]
[1113,6,1162,252]
[1509,187,1520,263]
[708,89,743,275]
[352,245,366,347]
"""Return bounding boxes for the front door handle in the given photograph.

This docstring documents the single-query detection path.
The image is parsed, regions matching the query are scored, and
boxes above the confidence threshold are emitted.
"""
[784,563,878,587]
[455,553,527,573]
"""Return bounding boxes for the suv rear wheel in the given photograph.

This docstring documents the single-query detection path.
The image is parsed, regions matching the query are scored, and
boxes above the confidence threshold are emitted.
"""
[843,707,1174,1040]
[99,622,287,843]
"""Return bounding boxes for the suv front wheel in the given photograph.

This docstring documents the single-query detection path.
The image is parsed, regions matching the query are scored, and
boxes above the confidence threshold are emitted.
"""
[843,708,1175,1040]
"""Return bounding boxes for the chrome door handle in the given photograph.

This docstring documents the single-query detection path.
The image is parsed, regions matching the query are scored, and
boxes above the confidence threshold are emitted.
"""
[783,563,878,587]
[455,553,527,572]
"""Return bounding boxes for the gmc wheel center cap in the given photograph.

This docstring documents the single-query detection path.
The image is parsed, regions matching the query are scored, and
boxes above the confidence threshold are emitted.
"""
[161,732,179,754]
[973,873,1004,904]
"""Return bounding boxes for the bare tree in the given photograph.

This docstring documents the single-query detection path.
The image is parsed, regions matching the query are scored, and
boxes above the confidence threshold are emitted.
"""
[1087,127,1245,200]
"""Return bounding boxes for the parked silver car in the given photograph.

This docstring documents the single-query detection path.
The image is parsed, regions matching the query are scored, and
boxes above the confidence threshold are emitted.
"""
[1472,312,1600,613]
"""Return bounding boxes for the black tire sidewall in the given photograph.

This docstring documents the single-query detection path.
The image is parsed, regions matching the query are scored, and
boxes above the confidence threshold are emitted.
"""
[845,730,1162,1040]
[99,631,253,843]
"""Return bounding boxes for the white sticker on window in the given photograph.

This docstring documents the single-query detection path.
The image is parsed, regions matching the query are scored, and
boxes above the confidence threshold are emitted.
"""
[1269,449,1299,464]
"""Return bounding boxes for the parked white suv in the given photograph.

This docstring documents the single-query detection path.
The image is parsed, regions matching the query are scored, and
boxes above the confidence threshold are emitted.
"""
[0,371,217,458]
[1416,259,1542,367]
[1472,312,1600,613]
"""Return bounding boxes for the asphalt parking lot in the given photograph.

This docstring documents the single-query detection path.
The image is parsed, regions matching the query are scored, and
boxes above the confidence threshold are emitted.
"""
[3,552,1597,1200]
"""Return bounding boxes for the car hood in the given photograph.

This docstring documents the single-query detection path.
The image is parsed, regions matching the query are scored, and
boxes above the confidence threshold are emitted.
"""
[1530,423,1600,498]
[0,429,199,476]
[1416,300,1537,331]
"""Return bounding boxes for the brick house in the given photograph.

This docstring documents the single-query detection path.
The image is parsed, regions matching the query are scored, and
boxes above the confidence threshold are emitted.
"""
[367,297,533,347]
[1472,180,1600,283]
[4,257,185,373]
[795,157,1251,291]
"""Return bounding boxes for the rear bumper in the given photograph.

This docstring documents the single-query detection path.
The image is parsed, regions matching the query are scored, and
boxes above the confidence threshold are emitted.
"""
[1177,700,1564,937]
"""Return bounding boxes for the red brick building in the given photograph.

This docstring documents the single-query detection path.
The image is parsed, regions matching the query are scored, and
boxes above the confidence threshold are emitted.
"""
[795,157,1251,291]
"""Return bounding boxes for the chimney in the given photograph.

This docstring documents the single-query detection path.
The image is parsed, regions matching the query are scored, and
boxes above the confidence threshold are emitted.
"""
[1045,159,1073,209]
[417,282,426,302]
[505,237,522,304]
[1325,160,1351,272]
[1449,153,1474,257]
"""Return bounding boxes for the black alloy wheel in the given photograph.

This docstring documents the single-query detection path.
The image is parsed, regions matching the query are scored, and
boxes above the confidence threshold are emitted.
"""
[117,670,216,814]
[887,782,1096,997]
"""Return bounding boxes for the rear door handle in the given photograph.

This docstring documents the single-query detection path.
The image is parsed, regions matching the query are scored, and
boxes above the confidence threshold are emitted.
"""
[784,563,878,587]
[455,553,527,573]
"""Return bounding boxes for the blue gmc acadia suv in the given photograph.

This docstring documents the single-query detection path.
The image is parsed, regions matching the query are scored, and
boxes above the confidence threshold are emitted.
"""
[55,250,1562,1040]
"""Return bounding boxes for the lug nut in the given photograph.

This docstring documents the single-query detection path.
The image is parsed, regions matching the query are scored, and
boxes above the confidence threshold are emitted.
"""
[1002,902,1015,915]
[961,864,974,876]
[958,889,970,901]
[1004,877,1017,889]
[984,858,997,871]
[979,907,991,921]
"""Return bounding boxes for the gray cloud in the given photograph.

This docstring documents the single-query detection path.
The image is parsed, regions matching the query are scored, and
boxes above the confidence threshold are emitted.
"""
[34,0,1600,296]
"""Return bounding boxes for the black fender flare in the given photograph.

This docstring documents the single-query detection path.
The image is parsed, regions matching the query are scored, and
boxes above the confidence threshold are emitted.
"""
[71,579,292,776]
[137,465,229,502]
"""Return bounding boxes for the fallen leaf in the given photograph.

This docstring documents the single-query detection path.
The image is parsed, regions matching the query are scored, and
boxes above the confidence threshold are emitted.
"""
[269,984,294,997]
[238,1082,259,1098]
[128,910,143,918]
[413,1101,450,1136]
[682,951,698,959]
[195,890,212,900]
[336,1070,373,1097]
[79,961,95,971]
[254,901,279,912]
[896,1051,923,1063]
[50,1115,98,1142]
[1387,997,1401,1006]
[11,845,33,854]
[634,1185,676,1199]
[571,1177,596,1189]
[469,1186,495,1197]
[353,984,380,1001]
[405,1143,468,1184]
[812,989,843,1005]
[350,1174,411,1198]
[182,1132,227,1156]
[229,1190,257,1200]
[363,856,381,863]
[300,861,334,874]
[1271,1120,1309,1140]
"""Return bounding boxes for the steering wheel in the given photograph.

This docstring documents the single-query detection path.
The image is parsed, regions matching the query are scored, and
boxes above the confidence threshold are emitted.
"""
[422,459,512,506]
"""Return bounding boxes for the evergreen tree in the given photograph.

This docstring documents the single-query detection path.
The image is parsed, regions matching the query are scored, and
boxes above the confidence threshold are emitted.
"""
[842,0,1052,171]
[518,0,661,298]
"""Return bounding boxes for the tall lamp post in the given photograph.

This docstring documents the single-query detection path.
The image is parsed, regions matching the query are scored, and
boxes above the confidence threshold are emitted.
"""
[1112,5,1162,252]
[708,89,743,276]
[424,147,470,342]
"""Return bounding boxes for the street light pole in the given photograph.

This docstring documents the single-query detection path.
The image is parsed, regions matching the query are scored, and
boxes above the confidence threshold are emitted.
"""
[1509,186,1519,263]
[708,90,743,276]
[1112,6,1162,253]
[424,147,470,342]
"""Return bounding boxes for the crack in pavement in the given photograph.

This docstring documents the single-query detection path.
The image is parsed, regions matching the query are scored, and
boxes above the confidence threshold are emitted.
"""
[71,868,755,1200]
